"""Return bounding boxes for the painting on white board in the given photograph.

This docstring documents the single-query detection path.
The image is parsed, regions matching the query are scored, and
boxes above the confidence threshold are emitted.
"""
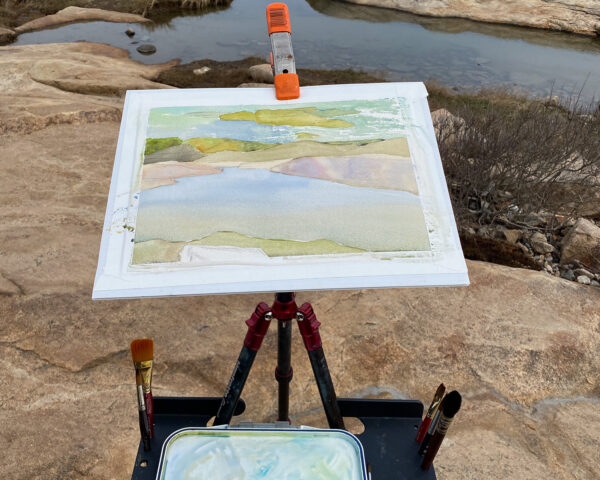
[93,83,468,298]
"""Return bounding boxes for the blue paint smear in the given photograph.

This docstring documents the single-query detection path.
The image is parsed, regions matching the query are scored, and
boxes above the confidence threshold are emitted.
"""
[139,167,419,212]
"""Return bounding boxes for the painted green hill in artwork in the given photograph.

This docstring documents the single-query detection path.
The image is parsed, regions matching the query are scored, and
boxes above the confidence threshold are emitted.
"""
[132,232,365,264]
[184,137,279,153]
[220,107,356,128]
[144,137,182,156]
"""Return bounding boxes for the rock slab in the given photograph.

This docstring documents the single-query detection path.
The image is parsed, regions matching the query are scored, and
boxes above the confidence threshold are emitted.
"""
[1,118,600,479]
[0,42,176,135]
[14,6,150,33]
[344,0,600,36]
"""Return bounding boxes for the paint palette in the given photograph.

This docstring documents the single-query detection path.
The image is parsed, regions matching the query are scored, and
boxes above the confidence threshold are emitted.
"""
[156,427,368,480]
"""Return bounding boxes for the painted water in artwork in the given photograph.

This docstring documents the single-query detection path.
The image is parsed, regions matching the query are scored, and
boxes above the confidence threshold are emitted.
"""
[133,98,431,265]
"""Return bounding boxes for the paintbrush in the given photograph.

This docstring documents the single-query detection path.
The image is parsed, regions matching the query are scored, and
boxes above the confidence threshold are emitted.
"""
[131,338,154,443]
[421,390,462,471]
[418,394,445,455]
[416,383,445,443]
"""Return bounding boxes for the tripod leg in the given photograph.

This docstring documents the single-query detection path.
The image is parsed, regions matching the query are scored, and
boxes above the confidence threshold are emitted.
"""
[276,319,293,422]
[296,303,345,430]
[214,302,272,426]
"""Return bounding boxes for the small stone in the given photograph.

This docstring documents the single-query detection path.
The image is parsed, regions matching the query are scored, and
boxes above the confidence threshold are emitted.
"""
[193,66,211,76]
[478,226,491,237]
[574,268,594,280]
[517,242,530,255]
[544,264,553,274]
[136,44,156,55]
[502,229,522,244]
[576,275,591,285]
[591,280,600,287]
[560,269,575,281]
[530,232,554,255]
[125,28,135,37]
[249,64,274,84]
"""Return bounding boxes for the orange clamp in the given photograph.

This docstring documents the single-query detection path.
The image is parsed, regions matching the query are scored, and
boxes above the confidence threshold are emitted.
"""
[267,3,291,35]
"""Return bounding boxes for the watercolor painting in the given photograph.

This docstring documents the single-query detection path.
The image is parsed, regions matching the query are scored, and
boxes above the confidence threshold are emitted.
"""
[93,85,468,298]
[132,98,430,266]
[158,429,367,480]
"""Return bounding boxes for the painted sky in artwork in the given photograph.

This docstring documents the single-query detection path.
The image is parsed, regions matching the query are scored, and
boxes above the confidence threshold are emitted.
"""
[132,98,431,265]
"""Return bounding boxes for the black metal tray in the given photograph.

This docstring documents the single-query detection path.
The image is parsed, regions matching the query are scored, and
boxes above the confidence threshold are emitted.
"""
[131,397,436,480]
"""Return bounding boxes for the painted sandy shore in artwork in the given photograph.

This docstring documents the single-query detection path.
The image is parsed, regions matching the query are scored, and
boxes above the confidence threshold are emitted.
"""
[132,100,431,265]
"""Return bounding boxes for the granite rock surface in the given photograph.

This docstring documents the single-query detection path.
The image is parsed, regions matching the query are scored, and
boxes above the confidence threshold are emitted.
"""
[1,118,599,479]
[0,42,175,135]
[14,6,150,34]
[343,0,600,36]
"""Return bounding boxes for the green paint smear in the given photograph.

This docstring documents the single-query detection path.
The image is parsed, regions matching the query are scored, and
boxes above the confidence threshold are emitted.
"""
[296,132,320,139]
[220,107,355,128]
[145,137,182,156]
[132,232,365,264]
[184,137,279,153]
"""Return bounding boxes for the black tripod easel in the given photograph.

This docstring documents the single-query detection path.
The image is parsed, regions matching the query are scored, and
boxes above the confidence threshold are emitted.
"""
[214,292,345,429]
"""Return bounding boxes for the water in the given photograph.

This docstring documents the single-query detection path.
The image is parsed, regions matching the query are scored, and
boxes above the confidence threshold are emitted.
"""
[12,0,600,100]
[135,167,430,252]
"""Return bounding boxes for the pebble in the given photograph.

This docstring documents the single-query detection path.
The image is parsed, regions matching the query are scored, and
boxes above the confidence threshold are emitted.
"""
[561,270,575,281]
[576,275,591,285]
[125,28,135,37]
[193,66,211,76]
[591,280,600,287]
[574,268,594,280]
[137,44,156,55]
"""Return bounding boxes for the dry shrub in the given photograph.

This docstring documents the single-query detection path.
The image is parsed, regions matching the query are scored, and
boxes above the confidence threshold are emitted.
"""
[438,96,600,231]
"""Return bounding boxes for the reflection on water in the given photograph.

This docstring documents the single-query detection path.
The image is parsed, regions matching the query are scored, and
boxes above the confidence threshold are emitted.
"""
[12,0,600,100]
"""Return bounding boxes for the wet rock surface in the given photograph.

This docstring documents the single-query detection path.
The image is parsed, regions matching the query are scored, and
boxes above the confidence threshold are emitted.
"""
[1,118,599,479]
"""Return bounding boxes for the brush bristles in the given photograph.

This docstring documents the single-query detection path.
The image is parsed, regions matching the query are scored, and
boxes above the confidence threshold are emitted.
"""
[131,338,154,363]
[442,391,462,418]
[435,383,445,398]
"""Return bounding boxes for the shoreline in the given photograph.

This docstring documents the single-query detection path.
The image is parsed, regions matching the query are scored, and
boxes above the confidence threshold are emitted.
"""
[1,0,599,42]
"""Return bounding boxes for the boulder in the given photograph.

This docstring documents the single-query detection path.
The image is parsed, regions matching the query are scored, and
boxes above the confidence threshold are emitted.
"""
[14,6,150,33]
[249,64,274,84]
[560,218,600,269]
[431,108,466,140]
[0,27,16,44]
[343,0,600,36]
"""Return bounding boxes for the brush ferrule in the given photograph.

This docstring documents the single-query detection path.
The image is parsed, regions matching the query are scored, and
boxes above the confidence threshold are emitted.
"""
[136,360,153,394]
[436,413,454,435]
[426,397,442,418]
[137,385,146,411]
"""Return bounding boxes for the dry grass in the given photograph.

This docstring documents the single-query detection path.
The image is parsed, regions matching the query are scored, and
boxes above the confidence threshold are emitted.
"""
[436,92,600,231]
